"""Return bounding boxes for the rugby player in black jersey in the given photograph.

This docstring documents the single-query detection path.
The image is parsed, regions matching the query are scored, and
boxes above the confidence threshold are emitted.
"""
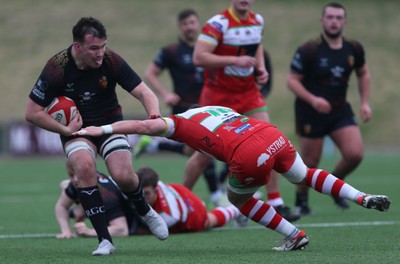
[287,2,372,215]
[25,16,168,255]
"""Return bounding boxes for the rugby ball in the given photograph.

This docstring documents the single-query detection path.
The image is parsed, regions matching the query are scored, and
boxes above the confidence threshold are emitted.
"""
[45,96,77,125]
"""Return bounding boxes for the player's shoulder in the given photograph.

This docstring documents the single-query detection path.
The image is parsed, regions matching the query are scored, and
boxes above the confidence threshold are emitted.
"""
[296,36,323,58]
[250,11,264,25]
[206,10,230,30]
[343,37,364,50]
[300,36,323,50]
[48,48,69,68]
[162,42,180,54]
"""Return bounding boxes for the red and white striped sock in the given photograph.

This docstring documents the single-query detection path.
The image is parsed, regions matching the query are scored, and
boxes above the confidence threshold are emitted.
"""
[267,192,284,207]
[240,197,299,238]
[210,205,240,227]
[306,168,365,202]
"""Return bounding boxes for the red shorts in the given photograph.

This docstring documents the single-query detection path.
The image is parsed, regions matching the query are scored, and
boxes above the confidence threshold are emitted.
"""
[169,184,208,233]
[228,126,297,189]
[199,85,267,115]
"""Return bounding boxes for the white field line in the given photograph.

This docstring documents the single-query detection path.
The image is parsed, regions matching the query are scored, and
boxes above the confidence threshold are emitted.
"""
[1,220,399,238]
[215,220,400,231]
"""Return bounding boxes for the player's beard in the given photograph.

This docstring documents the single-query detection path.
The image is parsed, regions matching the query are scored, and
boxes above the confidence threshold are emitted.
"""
[324,28,342,40]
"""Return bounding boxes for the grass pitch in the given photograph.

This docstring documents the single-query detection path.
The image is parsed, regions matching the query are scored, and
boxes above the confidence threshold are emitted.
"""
[0,152,399,263]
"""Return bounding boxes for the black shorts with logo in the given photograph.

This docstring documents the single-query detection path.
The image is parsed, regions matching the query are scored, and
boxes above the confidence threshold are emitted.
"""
[295,101,357,138]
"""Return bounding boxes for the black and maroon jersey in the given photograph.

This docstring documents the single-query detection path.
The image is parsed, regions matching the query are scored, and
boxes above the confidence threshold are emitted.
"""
[154,39,203,114]
[29,46,142,126]
[290,35,365,110]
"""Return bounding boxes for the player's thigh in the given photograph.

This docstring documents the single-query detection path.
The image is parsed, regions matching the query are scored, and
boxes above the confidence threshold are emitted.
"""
[330,125,364,157]
[297,136,324,167]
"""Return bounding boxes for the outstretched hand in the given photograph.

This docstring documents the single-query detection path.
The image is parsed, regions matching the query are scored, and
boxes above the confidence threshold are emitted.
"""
[72,126,104,137]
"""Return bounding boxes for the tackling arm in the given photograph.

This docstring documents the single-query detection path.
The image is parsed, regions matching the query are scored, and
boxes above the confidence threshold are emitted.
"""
[73,118,169,137]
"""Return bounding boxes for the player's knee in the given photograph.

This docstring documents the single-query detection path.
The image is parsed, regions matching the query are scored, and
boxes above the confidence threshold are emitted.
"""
[346,151,363,165]
[282,152,308,183]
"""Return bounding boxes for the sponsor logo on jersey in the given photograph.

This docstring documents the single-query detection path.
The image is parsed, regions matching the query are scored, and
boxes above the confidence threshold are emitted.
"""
[257,136,286,167]
[224,125,236,132]
[234,123,251,133]
[265,136,286,156]
[331,66,344,78]
[66,82,75,91]
[211,21,223,32]
[320,57,329,67]
[257,153,270,167]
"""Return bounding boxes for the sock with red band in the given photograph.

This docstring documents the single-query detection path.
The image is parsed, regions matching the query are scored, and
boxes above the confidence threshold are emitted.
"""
[240,197,299,238]
[305,168,365,202]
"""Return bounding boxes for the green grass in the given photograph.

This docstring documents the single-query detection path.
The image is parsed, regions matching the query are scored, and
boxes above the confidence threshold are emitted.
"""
[0,152,399,263]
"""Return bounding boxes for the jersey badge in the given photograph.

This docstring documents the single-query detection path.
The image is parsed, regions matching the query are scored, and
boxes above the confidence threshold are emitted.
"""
[99,76,108,89]
[348,55,354,67]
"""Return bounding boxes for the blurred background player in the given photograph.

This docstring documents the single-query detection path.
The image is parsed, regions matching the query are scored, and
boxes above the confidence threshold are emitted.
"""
[141,8,223,206]
[287,2,372,215]
[192,0,299,221]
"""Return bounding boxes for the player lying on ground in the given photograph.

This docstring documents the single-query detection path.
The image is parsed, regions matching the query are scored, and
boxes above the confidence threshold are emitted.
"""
[73,105,391,251]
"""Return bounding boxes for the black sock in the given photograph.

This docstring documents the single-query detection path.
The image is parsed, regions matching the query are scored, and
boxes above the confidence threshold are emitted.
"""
[158,141,185,154]
[123,181,150,216]
[77,186,112,244]
[295,191,309,207]
[203,161,218,193]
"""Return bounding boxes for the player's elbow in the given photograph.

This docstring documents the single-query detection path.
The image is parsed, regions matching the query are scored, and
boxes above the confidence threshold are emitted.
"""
[193,50,206,67]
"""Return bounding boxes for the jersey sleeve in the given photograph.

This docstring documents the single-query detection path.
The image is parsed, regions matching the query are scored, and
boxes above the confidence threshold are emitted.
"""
[154,48,169,69]
[107,49,142,93]
[351,40,366,69]
[198,14,227,46]
[289,46,307,75]
[29,54,67,107]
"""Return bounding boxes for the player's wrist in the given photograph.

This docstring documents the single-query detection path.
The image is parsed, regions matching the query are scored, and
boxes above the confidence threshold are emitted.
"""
[101,125,113,134]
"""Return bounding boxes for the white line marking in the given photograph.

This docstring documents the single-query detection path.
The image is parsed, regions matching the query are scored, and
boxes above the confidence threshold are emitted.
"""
[212,220,400,232]
[1,221,399,238]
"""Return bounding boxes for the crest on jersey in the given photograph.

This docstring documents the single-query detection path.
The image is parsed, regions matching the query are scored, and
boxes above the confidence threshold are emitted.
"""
[348,55,354,67]
[99,76,108,89]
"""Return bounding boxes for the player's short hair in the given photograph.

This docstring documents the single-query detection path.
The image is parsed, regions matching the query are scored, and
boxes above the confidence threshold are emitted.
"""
[322,2,347,18]
[137,167,159,188]
[72,16,107,43]
[177,8,198,22]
